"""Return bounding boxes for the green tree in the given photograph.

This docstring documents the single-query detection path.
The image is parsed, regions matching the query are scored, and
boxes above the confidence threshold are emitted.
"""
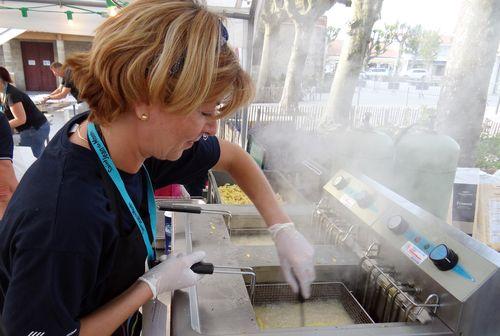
[326,26,341,42]
[437,0,500,166]
[255,0,287,101]
[393,23,422,75]
[324,0,384,126]
[418,30,441,66]
[279,0,342,112]
[364,23,398,68]
[403,25,422,55]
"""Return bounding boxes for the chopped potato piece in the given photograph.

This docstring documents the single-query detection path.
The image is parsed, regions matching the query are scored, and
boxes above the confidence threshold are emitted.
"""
[218,184,283,205]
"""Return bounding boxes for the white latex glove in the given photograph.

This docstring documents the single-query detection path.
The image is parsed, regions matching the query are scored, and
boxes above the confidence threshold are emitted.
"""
[269,223,315,298]
[138,251,206,299]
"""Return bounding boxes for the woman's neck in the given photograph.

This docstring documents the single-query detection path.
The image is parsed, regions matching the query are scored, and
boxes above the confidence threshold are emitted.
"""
[99,121,144,174]
[75,117,145,174]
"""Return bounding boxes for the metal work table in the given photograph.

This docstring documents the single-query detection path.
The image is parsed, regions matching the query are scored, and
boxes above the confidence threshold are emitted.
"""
[165,206,453,336]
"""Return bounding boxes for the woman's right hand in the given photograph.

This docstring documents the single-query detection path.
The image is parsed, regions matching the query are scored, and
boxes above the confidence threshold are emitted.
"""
[138,251,205,298]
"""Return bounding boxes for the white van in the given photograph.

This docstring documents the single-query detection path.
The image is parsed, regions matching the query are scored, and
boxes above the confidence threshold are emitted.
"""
[402,68,428,80]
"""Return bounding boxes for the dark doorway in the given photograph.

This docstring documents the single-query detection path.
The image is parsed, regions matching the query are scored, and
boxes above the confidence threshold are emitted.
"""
[21,41,57,91]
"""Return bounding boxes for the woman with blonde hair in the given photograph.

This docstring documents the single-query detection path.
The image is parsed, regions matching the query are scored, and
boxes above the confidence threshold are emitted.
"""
[0,1,315,335]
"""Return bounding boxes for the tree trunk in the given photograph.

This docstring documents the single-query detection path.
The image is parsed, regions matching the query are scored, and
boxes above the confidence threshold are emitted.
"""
[393,43,403,76]
[256,23,279,101]
[437,0,500,166]
[324,0,384,126]
[279,20,314,112]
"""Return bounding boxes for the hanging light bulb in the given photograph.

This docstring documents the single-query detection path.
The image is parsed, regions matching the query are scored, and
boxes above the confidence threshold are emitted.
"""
[106,0,119,17]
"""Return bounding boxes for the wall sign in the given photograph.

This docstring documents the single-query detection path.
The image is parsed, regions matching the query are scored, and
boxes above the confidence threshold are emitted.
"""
[43,60,51,66]
[28,60,36,66]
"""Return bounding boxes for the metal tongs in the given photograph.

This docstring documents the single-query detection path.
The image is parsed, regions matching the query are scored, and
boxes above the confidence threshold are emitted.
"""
[292,272,306,327]
[157,203,232,231]
[191,261,256,302]
[158,203,230,215]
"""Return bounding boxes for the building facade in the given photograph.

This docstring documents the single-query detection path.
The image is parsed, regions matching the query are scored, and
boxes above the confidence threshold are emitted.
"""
[0,31,92,92]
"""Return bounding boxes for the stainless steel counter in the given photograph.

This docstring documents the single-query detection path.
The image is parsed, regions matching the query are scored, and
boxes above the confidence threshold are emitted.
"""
[159,202,453,336]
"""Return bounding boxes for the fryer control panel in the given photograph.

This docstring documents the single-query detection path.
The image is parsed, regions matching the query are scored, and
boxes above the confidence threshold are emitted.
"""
[323,171,389,226]
[324,170,498,302]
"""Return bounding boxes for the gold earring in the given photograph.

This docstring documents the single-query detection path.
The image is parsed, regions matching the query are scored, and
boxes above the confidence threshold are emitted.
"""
[140,114,148,121]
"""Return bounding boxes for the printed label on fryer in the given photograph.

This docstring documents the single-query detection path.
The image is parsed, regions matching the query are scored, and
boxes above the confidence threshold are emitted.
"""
[401,241,428,265]
[339,194,356,209]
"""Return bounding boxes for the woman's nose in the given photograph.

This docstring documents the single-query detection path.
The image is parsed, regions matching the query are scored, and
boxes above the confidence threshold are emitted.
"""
[204,119,218,136]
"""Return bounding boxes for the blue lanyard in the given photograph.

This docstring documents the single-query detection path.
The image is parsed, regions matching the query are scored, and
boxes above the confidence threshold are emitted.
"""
[0,83,7,113]
[87,122,156,261]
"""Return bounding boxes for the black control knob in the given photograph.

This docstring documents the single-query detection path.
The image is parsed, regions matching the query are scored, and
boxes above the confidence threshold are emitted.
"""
[355,191,373,208]
[386,215,408,235]
[429,244,459,271]
[333,175,348,189]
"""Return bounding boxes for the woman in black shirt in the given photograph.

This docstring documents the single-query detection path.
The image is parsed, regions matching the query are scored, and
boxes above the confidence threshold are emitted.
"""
[0,67,50,158]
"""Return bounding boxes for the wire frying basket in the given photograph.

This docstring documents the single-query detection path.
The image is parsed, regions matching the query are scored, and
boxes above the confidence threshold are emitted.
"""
[246,282,373,326]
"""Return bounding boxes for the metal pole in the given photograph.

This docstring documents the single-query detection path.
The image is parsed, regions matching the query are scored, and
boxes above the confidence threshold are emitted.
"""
[240,0,258,150]
[356,86,362,107]
[405,86,410,107]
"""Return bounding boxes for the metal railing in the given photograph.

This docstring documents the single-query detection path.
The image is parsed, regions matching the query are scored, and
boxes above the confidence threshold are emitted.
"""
[218,103,500,145]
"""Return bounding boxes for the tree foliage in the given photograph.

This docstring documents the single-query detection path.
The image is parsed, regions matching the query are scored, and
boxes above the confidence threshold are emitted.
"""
[365,23,397,66]
[326,26,341,43]
[400,24,422,55]
[418,30,441,65]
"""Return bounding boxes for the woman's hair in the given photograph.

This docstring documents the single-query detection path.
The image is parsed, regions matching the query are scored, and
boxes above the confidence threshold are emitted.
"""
[0,67,13,83]
[50,62,63,70]
[66,0,254,124]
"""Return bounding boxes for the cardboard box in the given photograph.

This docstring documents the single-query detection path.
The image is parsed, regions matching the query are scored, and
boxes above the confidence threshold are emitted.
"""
[449,168,500,237]
[473,183,500,251]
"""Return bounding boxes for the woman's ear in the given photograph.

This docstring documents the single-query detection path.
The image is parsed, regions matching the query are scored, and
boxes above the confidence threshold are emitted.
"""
[133,103,150,121]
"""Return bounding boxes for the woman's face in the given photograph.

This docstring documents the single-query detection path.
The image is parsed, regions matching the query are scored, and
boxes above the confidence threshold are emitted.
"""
[136,101,219,161]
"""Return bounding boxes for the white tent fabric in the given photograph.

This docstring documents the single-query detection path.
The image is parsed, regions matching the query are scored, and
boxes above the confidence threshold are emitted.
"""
[12,146,36,180]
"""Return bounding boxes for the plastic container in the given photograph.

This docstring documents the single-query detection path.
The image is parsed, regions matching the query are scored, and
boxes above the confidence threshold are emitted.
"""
[164,211,173,254]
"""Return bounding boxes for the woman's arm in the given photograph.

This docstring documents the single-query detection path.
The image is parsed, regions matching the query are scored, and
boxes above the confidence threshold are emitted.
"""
[213,139,315,298]
[48,87,71,100]
[79,281,152,336]
[8,102,27,128]
[213,139,291,227]
[49,85,63,96]
[80,249,205,336]
[0,160,17,219]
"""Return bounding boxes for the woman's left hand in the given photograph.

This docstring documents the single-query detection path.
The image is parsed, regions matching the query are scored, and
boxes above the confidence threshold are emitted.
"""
[268,223,315,298]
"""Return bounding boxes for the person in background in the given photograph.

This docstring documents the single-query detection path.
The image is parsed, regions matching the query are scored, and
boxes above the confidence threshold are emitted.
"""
[0,112,18,219]
[44,61,81,102]
[0,67,50,158]
[0,1,315,335]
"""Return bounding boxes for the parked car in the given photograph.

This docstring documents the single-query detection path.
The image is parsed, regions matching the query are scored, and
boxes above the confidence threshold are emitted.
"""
[360,67,391,80]
[402,68,428,80]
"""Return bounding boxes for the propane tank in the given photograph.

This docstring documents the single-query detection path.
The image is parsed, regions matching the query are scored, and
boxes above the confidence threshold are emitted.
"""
[332,127,395,185]
[392,126,460,220]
